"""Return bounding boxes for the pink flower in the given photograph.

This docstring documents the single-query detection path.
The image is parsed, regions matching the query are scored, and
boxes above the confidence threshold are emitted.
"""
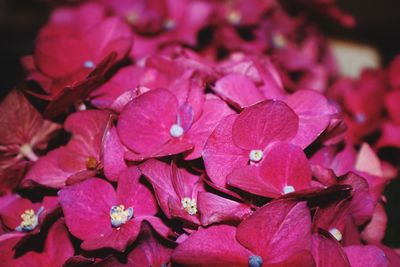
[0,90,60,192]
[0,194,58,234]
[24,2,133,117]
[58,167,168,252]
[228,141,312,198]
[23,110,110,188]
[203,100,298,187]
[0,219,74,267]
[140,159,204,225]
[118,88,233,160]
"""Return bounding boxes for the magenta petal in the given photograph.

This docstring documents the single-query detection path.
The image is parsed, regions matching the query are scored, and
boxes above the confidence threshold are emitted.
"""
[237,200,312,264]
[117,167,158,217]
[23,147,81,188]
[58,178,115,244]
[197,192,252,226]
[360,203,387,244]
[344,245,389,267]
[184,97,234,160]
[172,225,251,266]
[118,88,178,154]
[259,142,312,194]
[312,232,350,267]
[213,73,265,109]
[103,126,127,182]
[82,219,141,252]
[85,17,132,61]
[285,90,333,148]
[139,159,177,218]
[232,100,298,150]
[227,165,280,198]
[203,114,248,187]
[38,219,74,266]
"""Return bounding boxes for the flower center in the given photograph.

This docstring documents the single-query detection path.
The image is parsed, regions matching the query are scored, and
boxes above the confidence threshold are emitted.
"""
[329,228,343,241]
[83,60,95,69]
[86,156,98,170]
[283,185,295,194]
[272,33,287,49]
[110,205,134,228]
[354,113,366,124]
[249,150,263,162]
[16,207,43,232]
[226,10,242,25]
[181,197,197,216]
[126,11,139,24]
[248,255,263,267]
[164,18,176,30]
[170,124,184,138]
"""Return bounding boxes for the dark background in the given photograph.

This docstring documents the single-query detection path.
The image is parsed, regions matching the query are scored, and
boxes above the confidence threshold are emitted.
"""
[0,0,399,246]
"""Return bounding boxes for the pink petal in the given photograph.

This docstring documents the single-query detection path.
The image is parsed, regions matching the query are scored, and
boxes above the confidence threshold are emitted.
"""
[285,90,333,148]
[139,159,177,218]
[117,167,158,217]
[213,73,265,109]
[312,232,350,267]
[361,203,387,244]
[344,245,389,267]
[197,192,252,226]
[172,225,251,266]
[259,142,312,194]
[103,126,127,182]
[202,114,248,187]
[237,200,312,264]
[232,100,298,150]
[228,165,280,198]
[184,97,234,159]
[81,219,141,252]
[58,178,115,243]
[118,89,178,154]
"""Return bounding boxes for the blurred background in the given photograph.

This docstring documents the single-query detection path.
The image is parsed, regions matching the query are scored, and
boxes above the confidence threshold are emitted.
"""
[0,0,399,246]
[1,0,400,90]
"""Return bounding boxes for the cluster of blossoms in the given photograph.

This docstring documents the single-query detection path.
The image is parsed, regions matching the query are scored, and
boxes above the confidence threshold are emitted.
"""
[0,0,399,266]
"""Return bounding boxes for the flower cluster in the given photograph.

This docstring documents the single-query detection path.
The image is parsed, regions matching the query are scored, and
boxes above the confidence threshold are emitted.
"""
[1,0,400,266]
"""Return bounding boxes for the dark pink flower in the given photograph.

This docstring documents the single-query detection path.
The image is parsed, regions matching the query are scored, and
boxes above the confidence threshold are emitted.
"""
[23,110,110,188]
[118,88,233,159]
[24,3,133,117]
[0,219,73,267]
[59,167,168,252]
[360,203,387,244]
[227,141,312,198]
[140,159,204,225]
[203,100,298,187]
[0,194,58,233]
[0,91,60,191]
[173,200,314,266]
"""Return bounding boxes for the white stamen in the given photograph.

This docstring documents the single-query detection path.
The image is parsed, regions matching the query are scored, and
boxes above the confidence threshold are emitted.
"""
[181,197,197,216]
[19,144,38,162]
[272,33,287,49]
[164,18,176,30]
[227,10,241,25]
[249,150,263,162]
[170,124,184,138]
[283,185,295,194]
[329,228,343,241]
[83,60,95,69]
